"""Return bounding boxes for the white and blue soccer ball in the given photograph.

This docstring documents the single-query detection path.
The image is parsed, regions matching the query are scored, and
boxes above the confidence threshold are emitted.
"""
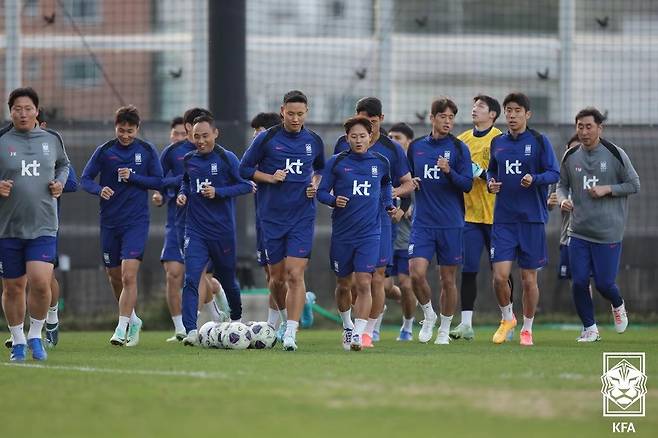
[221,322,251,350]
[214,322,231,348]
[198,321,218,348]
[249,321,277,349]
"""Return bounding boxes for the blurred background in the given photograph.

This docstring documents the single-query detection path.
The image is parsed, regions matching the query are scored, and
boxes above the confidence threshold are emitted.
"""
[1,0,655,326]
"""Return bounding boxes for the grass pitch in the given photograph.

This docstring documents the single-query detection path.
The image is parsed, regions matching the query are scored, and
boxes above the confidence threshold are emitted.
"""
[0,327,655,438]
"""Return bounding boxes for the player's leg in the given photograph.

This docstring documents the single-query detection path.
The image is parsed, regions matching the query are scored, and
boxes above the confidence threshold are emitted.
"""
[163,261,186,341]
[396,249,416,341]
[331,239,356,350]
[45,271,60,348]
[434,228,462,344]
[181,235,210,345]
[409,227,438,343]
[490,223,518,343]
[119,225,148,347]
[351,238,379,350]
[568,237,599,342]
[24,258,53,360]
[366,223,392,345]
[452,223,482,340]
[209,239,243,324]
[516,223,548,346]
[1,238,29,360]
[591,240,626,333]
[263,225,289,338]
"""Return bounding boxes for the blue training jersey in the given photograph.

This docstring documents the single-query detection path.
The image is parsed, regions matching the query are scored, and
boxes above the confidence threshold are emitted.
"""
[318,150,394,241]
[81,138,163,227]
[407,133,473,228]
[239,124,325,226]
[160,139,196,229]
[181,144,253,240]
[486,129,559,224]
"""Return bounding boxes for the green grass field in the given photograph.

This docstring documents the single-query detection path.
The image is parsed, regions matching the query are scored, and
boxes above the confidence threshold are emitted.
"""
[0,327,655,438]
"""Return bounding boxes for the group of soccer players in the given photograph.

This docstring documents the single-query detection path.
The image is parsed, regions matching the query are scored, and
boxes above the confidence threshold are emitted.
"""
[0,86,640,361]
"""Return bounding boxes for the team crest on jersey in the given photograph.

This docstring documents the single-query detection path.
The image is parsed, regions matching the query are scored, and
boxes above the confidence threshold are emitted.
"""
[103,253,110,265]
[305,143,313,156]
[0,262,3,275]
[600,161,607,172]
[211,162,218,175]
[42,142,50,156]
[135,153,142,165]
[524,144,532,156]
[444,151,451,160]
[371,166,378,177]
[333,261,339,272]
[408,244,414,256]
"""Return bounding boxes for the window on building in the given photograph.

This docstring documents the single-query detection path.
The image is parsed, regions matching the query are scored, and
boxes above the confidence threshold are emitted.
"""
[61,57,101,88]
[61,0,101,22]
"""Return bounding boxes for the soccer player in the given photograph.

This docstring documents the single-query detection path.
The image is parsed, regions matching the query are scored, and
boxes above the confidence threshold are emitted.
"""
[408,98,473,345]
[450,95,504,341]
[386,122,417,341]
[170,116,187,143]
[239,90,325,351]
[177,115,254,342]
[333,97,415,347]
[81,105,163,346]
[318,116,396,350]
[557,107,639,342]
[0,87,70,361]
[486,92,559,346]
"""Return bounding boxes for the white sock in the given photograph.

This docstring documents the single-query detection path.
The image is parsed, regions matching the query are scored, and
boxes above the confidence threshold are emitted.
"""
[420,302,436,320]
[585,323,598,332]
[214,288,230,313]
[522,316,534,332]
[354,318,367,336]
[267,308,279,327]
[46,305,59,325]
[279,308,288,324]
[284,320,298,339]
[402,317,414,332]
[9,323,26,345]
[117,316,130,332]
[364,318,378,336]
[204,300,221,322]
[130,309,140,324]
[27,317,45,340]
[500,303,514,321]
[438,314,453,333]
[374,306,386,332]
[461,310,473,327]
[172,315,185,333]
[339,309,354,330]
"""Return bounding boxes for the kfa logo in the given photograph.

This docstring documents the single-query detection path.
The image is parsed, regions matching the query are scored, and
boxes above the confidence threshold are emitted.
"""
[184,237,190,250]
[524,144,532,156]
[285,158,303,174]
[443,151,451,160]
[423,164,441,180]
[333,260,339,272]
[601,352,646,417]
[0,261,3,275]
[103,253,110,265]
[408,244,414,256]
[371,165,378,177]
[490,246,495,260]
[601,161,607,172]
[196,178,211,193]
[211,163,218,175]
[135,153,142,165]
[21,159,41,176]
[352,180,372,196]
[505,159,522,175]
[42,142,50,156]
[583,175,599,189]
[305,144,313,156]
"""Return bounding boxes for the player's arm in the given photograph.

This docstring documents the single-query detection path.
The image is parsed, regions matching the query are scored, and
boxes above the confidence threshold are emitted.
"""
[127,145,164,190]
[392,144,414,198]
[444,142,473,193]
[530,135,560,186]
[215,152,256,198]
[381,165,395,210]
[556,154,572,211]
[609,148,640,197]
[63,164,78,193]
[80,146,104,196]
[486,141,501,193]
[160,145,184,190]
[316,157,337,207]
[52,134,71,186]
[239,132,280,183]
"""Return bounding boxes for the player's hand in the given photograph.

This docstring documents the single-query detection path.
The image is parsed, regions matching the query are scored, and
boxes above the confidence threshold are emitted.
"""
[117,168,131,181]
[249,181,257,193]
[201,184,215,199]
[152,191,164,206]
[547,192,558,208]
[271,169,287,183]
[437,156,450,173]
[386,206,399,219]
[588,185,611,198]
[487,178,502,193]
[412,177,421,190]
[49,180,63,198]
[176,194,187,206]
[391,207,405,223]
[335,196,349,208]
[0,179,13,197]
[521,173,533,188]
[560,199,573,212]
[306,184,317,199]
[100,186,114,200]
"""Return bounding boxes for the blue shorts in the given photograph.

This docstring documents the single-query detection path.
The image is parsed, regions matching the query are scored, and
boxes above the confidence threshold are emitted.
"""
[408,227,463,266]
[390,249,410,276]
[0,236,57,279]
[255,220,267,267]
[101,223,149,268]
[490,223,547,269]
[463,222,492,273]
[261,216,314,265]
[160,224,184,263]
[330,238,379,277]
[184,233,237,275]
[377,221,393,268]
[558,243,571,279]
[568,237,621,287]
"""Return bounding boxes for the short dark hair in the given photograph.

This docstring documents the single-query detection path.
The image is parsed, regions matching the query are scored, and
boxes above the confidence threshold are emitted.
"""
[355,97,383,117]
[183,107,212,127]
[8,87,39,109]
[474,94,501,121]
[388,122,414,140]
[431,98,458,116]
[344,116,373,134]
[37,109,47,124]
[115,105,140,126]
[251,112,281,130]
[575,107,605,125]
[283,90,308,105]
[192,114,216,128]
[170,116,184,128]
[503,92,531,111]
[566,134,579,148]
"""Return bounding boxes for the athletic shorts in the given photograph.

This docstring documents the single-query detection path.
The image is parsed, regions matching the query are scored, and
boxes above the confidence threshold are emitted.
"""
[490,223,547,269]
[161,224,184,263]
[255,219,267,267]
[330,238,379,277]
[101,223,149,268]
[377,221,393,268]
[0,236,57,279]
[390,249,410,276]
[261,216,314,265]
[408,227,463,266]
[462,222,492,273]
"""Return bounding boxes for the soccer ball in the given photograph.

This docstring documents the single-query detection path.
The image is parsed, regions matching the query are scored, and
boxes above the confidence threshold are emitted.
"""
[221,322,251,350]
[198,321,218,348]
[208,324,224,348]
[214,322,231,348]
[249,321,277,349]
